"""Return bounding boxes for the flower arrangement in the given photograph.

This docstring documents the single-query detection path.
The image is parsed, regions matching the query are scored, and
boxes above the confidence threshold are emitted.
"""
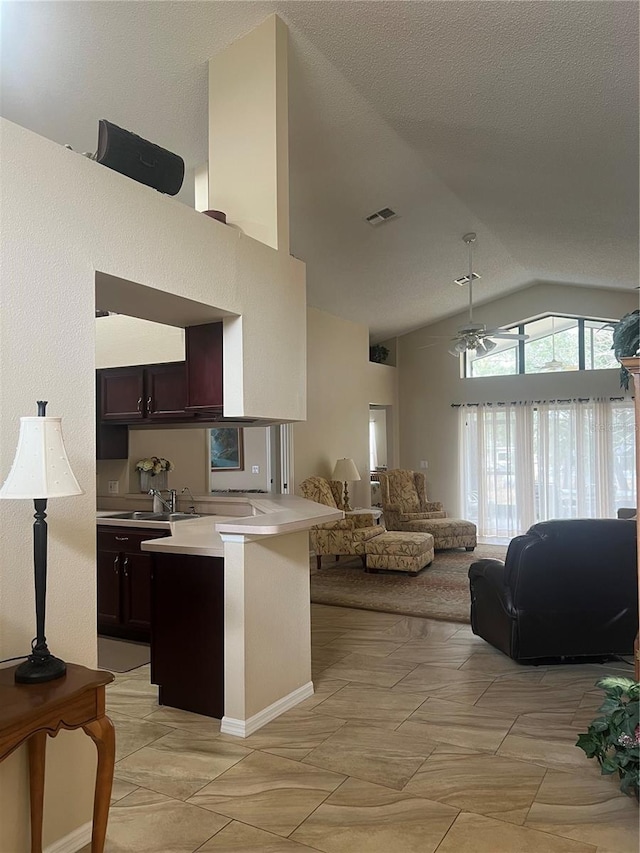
[576,676,640,799]
[135,456,173,476]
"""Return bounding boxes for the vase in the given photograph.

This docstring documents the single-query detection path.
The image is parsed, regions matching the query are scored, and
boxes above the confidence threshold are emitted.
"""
[139,470,168,493]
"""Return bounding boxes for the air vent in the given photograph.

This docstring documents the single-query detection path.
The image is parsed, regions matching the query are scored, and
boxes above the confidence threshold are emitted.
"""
[454,273,481,286]
[366,207,398,226]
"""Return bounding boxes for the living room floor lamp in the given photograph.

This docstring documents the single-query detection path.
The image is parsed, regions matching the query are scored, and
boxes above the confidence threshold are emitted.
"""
[0,401,83,684]
[332,457,361,513]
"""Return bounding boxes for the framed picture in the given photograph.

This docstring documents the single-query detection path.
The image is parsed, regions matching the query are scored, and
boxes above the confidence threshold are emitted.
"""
[208,427,244,471]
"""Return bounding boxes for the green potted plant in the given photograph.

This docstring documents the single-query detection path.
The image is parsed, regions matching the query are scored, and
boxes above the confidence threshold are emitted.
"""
[576,675,639,799]
[370,344,390,364]
[611,309,640,390]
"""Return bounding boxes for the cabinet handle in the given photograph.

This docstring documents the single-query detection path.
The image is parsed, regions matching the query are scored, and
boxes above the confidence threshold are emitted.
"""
[123,557,129,577]
[113,555,120,574]
[137,397,142,412]
[115,536,129,542]
[147,396,153,412]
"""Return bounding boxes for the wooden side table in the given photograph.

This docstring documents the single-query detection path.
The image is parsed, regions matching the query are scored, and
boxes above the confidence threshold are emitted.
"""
[0,662,115,853]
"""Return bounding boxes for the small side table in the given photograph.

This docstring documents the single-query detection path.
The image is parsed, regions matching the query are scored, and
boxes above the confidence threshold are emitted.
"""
[0,662,115,853]
[347,508,383,525]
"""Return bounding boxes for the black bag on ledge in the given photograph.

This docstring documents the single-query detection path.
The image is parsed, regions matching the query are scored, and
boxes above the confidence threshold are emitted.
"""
[94,119,185,195]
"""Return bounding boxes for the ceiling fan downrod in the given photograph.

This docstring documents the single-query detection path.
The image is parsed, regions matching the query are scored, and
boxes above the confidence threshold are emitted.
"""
[463,232,477,326]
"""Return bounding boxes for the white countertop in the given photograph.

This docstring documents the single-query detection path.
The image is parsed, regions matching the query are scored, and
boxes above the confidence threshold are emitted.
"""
[101,495,343,558]
[141,515,229,557]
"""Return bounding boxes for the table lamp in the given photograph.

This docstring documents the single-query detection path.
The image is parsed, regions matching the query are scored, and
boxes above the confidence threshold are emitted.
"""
[0,401,83,684]
[332,457,361,513]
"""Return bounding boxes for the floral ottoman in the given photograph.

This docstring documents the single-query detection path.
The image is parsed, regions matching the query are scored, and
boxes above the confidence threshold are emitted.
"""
[364,531,435,575]
[393,517,477,551]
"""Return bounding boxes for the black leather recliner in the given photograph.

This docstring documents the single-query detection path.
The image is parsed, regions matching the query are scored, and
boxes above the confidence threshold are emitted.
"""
[468,519,638,662]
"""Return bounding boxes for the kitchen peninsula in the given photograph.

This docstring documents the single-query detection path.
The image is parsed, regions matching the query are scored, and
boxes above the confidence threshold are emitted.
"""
[122,495,340,736]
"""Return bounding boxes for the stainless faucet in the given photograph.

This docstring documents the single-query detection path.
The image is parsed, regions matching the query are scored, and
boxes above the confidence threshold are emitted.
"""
[181,486,197,514]
[148,488,177,514]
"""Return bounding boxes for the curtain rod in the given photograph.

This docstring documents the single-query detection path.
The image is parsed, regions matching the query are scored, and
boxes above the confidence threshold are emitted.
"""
[451,397,628,407]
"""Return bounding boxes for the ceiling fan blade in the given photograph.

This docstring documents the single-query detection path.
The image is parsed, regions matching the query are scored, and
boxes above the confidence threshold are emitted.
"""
[486,332,529,341]
[417,342,443,350]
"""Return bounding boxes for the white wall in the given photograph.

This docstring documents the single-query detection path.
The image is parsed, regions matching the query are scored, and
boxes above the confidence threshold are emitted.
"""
[397,283,638,515]
[0,117,305,850]
[294,307,398,508]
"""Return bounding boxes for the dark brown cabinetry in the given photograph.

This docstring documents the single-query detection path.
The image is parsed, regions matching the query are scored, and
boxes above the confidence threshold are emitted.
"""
[96,380,128,460]
[185,322,223,414]
[99,362,191,423]
[151,552,224,718]
[97,527,168,642]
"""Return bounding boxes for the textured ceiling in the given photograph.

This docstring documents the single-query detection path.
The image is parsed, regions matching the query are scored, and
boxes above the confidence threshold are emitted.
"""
[1,1,637,340]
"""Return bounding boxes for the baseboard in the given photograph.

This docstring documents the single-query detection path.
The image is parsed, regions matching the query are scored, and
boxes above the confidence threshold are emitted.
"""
[221,681,314,737]
[43,821,92,853]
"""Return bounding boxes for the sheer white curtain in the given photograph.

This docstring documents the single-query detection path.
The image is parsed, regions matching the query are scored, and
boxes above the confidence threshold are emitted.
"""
[460,398,635,538]
[459,403,532,538]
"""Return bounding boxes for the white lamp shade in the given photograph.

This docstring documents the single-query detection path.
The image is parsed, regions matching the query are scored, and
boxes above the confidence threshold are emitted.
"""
[332,458,361,482]
[0,417,83,499]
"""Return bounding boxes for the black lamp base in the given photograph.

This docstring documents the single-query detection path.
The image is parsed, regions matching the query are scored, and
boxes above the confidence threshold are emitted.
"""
[15,653,66,684]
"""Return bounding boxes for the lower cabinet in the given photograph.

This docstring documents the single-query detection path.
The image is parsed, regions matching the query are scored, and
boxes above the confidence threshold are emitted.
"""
[151,552,224,718]
[97,527,168,642]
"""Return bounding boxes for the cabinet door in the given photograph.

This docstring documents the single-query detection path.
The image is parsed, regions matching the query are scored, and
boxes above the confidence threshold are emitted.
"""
[100,367,145,421]
[122,551,152,639]
[97,548,122,631]
[151,552,224,718]
[185,322,223,413]
[97,527,167,641]
[96,374,129,458]
[145,362,192,420]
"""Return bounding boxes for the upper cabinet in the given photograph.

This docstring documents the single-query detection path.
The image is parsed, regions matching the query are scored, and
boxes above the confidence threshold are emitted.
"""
[97,322,224,426]
[100,366,146,421]
[185,322,223,414]
[100,362,191,422]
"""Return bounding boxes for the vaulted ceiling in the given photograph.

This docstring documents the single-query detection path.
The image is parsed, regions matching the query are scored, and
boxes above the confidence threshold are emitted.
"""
[2,1,637,340]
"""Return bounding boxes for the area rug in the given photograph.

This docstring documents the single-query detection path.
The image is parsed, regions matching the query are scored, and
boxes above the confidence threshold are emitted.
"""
[310,544,507,623]
[98,637,150,673]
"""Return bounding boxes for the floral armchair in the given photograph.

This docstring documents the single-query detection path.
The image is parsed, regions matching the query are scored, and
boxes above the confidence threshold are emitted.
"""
[378,469,447,532]
[299,476,383,569]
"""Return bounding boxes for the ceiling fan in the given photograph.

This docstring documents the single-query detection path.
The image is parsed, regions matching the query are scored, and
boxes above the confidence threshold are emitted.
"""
[421,233,529,356]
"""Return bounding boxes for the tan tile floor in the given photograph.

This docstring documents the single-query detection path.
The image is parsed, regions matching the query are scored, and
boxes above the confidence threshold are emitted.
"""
[84,604,639,853]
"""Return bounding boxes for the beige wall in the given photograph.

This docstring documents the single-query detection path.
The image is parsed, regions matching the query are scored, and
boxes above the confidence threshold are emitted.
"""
[294,307,398,508]
[95,314,185,367]
[0,116,305,850]
[397,283,638,516]
[96,426,270,497]
[223,530,310,721]
[209,15,289,252]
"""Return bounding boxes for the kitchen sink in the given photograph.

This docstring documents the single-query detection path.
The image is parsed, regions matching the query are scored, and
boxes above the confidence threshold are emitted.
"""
[100,511,200,521]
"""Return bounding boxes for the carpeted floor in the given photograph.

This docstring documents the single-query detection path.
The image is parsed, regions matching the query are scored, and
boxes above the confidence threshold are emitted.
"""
[310,544,507,623]
[98,637,151,673]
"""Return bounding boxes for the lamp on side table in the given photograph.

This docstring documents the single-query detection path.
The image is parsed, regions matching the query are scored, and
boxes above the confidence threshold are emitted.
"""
[332,458,361,513]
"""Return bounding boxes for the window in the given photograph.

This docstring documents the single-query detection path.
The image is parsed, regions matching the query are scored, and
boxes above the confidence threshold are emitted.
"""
[465,314,618,378]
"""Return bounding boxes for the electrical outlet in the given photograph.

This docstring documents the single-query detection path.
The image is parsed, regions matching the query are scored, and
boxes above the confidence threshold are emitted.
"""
[420,460,428,469]
[252,465,260,474]
[108,480,119,494]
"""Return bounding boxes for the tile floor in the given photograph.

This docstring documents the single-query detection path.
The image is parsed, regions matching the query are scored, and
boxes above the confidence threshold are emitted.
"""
[84,605,639,852]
